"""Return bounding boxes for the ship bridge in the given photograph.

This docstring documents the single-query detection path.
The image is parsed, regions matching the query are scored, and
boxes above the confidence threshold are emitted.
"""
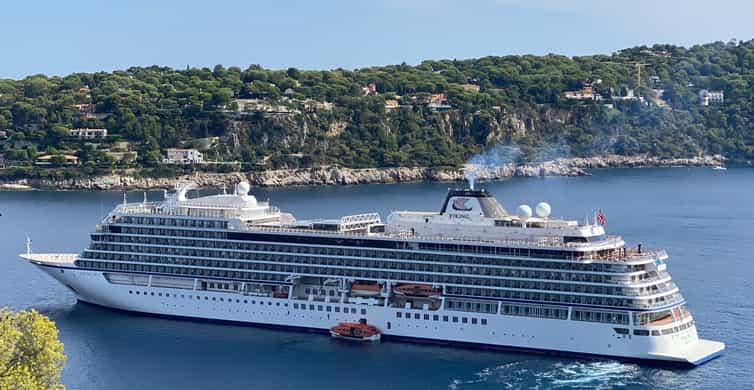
[108,181,283,224]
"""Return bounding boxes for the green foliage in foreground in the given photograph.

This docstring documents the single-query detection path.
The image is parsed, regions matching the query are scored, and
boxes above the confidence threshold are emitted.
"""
[1,39,753,178]
[0,309,66,389]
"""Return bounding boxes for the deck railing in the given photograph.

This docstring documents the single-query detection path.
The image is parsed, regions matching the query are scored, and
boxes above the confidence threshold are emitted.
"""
[244,225,652,260]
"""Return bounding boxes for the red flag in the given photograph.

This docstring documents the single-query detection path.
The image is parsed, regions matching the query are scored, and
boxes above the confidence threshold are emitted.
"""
[597,210,607,225]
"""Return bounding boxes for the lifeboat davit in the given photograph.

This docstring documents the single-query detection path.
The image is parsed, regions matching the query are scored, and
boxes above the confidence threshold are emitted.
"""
[330,321,381,342]
[350,283,381,296]
[393,284,441,298]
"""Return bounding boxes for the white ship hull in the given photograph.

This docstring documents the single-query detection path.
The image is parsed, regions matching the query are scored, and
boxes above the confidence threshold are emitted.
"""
[32,259,723,366]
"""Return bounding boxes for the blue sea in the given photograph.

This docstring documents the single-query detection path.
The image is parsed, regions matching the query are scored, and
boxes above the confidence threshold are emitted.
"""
[0,168,750,389]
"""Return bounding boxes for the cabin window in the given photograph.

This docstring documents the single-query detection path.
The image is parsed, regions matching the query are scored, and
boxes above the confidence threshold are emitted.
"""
[443,316,449,322]
[471,318,478,324]
[335,307,340,313]
[351,308,356,314]
[481,319,487,325]
[424,314,430,320]
[452,317,458,323]
[462,317,468,324]
[361,309,366,315]
[414,313,420,319]
[397,312,402,318]
[433,315,439,321]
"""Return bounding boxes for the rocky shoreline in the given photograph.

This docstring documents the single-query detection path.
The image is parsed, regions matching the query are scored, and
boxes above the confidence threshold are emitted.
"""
[0,154,725,191]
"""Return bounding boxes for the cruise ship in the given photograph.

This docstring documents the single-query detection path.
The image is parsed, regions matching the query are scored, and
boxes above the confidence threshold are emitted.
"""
[21,182,724,365]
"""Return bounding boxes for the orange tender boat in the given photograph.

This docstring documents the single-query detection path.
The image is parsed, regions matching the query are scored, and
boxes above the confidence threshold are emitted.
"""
[330,321,381,342]
[351,283,381,296]
[393,284,441,298]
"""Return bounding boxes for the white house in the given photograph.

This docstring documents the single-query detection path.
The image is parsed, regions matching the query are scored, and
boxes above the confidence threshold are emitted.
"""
[564,86,601,101]
[70,128,108,139]
[163,148,204,164]
[699,90,724,106]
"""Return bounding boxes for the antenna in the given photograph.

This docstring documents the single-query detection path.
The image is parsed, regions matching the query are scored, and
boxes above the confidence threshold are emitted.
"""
[123,192,127,206]
[143,192,147,204]
[26,237,32,256]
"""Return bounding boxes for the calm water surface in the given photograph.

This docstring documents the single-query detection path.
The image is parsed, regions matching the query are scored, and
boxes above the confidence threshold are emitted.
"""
[0,168,751,389]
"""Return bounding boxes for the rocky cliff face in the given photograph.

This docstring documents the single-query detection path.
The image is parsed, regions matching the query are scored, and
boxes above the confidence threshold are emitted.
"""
[0,154,724,191]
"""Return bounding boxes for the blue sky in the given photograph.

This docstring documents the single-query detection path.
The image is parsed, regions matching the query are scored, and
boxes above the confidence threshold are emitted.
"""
[2,0,752,79]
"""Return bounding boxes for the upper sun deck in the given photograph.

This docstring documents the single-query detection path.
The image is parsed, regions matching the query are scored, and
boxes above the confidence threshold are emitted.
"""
[109,181,280,222]
[112,200,279,220]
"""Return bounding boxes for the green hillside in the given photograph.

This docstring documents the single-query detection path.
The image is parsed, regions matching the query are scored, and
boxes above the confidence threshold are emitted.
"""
[1,39,752,180]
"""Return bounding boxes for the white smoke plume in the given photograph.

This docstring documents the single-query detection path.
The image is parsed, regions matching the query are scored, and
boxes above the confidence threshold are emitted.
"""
[463,145,522,189]
[462,141,573,189]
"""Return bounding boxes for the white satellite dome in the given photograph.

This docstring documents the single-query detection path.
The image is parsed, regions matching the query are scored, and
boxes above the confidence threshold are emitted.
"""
[535,202,551,218]
[516,204,532,222]
[236,181,251,196]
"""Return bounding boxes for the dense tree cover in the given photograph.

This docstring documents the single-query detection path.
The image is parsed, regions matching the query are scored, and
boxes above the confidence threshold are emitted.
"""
[0,309,66,389]
[0,40,752,179]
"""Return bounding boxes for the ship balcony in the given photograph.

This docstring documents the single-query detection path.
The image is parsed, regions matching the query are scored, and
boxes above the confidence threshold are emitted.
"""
[621,281,678,297]
[587,247,668,263]
[629,292,684,310]
[635,305,693,329]
[606,270,671,285]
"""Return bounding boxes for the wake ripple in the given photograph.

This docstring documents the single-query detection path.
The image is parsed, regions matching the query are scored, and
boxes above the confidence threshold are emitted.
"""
[449,360,647,389]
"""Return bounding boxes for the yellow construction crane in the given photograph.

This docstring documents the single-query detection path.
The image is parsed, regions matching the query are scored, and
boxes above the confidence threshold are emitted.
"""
[635,63,651,98]
[598,61,651,98]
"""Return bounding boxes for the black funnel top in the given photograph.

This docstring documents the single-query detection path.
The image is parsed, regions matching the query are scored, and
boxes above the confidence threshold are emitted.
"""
[439,188,508,218]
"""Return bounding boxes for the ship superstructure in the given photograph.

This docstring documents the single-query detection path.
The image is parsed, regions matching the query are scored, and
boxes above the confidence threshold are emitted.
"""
[21,182,724,365]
